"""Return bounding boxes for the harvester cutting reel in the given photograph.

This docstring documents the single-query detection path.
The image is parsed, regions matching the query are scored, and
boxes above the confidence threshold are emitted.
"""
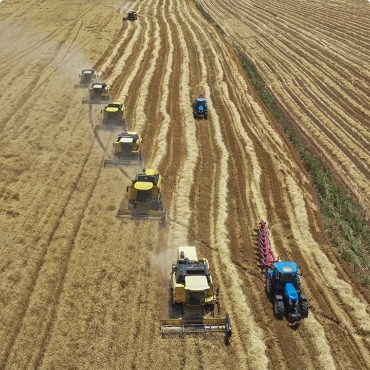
[160,314,232,344]
[117,209,167,227]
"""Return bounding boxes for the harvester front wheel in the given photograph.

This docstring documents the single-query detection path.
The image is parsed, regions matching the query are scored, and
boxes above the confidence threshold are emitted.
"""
[274,300,284,320]
[224,313,232,345]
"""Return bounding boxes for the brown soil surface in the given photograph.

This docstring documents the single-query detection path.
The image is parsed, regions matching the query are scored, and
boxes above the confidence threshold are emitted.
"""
[0,0,369,369]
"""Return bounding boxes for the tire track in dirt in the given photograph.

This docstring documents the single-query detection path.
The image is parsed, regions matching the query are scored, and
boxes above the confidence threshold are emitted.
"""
[92,0,157,169]
[218,36,367,370]
[200,0,370,209]
[39,3,169,364]
[177,8,266,370]
[10,3,165,368]
[185,1,362,367]
[2,0,370,368]
[99,1,143,82]
[144,0,173,166]
[0,3,129,367]
[197,0,370,364]
[188,2,336,368]
[116,0,161,134]
[276,176,370,365]
[0,134,103,369]
[165,0,199,247]
[0,3,117,131]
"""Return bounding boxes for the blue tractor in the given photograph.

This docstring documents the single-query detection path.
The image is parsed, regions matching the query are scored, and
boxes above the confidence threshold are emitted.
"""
[193,95,208,120]
[266,261,309,322]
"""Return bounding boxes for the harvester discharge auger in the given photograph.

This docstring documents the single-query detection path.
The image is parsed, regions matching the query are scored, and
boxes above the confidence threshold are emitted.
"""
[160,246,232,344]
[259,220,309,323]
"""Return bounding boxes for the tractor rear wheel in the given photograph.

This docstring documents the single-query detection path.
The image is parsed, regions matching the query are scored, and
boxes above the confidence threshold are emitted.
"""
[265,275,272,299]
[301,300,309,318]
[274,300,284,320]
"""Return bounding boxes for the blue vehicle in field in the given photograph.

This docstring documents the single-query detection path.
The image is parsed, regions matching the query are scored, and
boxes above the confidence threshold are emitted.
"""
[266,261,309,322]
[193,95,208,120]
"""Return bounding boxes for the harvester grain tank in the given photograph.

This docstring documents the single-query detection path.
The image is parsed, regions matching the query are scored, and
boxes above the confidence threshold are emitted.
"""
[160,246,232,343]
[123,9,138,21]
[101,102,125,128]
[76,69,98,87]
[104,132,142,167]
[82,82,110,104]
[117,168,166,225]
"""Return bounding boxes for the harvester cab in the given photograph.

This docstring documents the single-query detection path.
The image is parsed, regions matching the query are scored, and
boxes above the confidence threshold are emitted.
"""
[76,69,98,87]
[104,132,142,167]
[124,9,138,21]
[82,82,110,104]
[193,95,208,120]
[100,102,125,127]
[117,168,167,226]
[266,261,309,322]
[160,246,232,343]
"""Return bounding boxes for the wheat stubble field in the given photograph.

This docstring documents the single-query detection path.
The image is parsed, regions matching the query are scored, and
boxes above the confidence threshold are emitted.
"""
[0,0,369,369]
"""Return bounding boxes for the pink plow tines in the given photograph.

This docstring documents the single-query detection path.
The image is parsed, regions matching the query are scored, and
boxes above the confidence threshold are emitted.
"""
[258,220,277,269]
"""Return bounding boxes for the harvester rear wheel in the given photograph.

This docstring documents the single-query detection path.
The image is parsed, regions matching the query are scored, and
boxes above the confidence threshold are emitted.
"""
[274,300,284,320]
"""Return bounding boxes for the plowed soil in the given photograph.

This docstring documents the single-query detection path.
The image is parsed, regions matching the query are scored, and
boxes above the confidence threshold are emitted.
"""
[0,0,369,369]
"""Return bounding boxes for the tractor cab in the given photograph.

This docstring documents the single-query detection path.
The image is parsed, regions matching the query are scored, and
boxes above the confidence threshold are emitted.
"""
[272,261,300,287]
[193,95,208,120]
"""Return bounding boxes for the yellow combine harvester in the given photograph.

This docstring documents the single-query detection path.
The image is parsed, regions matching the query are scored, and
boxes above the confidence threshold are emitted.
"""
[123,9,138,21]
[75,69,98,87]
[117,168,167,226]
[82,82,110,104]
[104,132,142,167]
[160,246,232,343]
[101,102,125,128]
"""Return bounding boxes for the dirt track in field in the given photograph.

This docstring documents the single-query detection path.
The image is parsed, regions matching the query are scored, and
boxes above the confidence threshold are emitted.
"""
[199,0,370,211]
[0,0,369,369]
